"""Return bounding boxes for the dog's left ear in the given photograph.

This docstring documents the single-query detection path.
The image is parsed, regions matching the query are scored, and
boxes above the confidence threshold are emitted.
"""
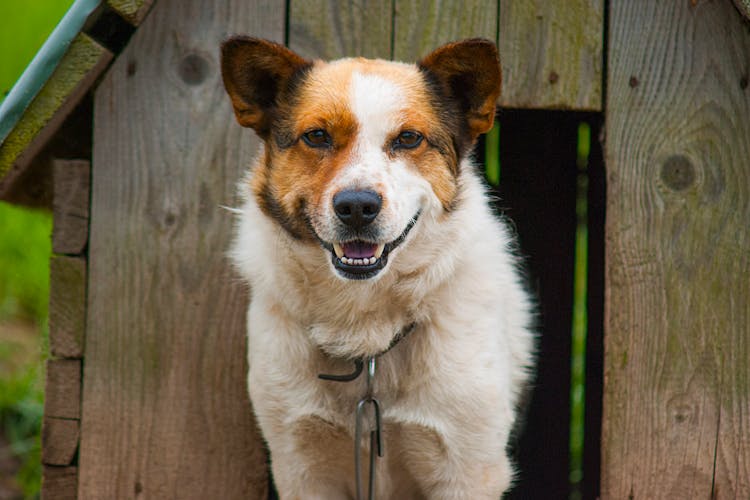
[418,39,501,140]
[221,37,311,138]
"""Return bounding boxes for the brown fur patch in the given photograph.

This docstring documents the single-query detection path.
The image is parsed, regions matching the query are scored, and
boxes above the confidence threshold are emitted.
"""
[250,65,361,240]
[235,51,480,236]
[418,38,501,143]
[221,37,311,137]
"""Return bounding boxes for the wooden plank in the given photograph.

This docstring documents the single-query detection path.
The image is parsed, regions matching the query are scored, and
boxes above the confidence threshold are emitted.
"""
[603,1,750,498]
[498,0,603,110]
[42,418,80,466]
[392,0,497,62]
[49,256,86,359]
[0,34,111,199]
[42,466,77,500]
[1,99,92,210]
[288,0,392,60]
[107,0,155,26]
[45,360,81,420]
[53,160,90,255]
[79,0,277,497]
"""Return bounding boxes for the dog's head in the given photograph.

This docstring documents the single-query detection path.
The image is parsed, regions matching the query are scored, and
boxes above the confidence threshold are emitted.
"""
[221,38,500,281]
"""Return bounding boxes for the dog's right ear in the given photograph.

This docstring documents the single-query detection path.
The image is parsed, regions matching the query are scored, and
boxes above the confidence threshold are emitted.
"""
[221,37,310,137]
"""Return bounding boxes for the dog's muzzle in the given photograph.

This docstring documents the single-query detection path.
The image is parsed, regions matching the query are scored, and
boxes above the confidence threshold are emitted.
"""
[319,211,421,280]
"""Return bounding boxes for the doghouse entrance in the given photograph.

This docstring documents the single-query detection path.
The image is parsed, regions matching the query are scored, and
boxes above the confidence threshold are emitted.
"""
[264,110,605,500]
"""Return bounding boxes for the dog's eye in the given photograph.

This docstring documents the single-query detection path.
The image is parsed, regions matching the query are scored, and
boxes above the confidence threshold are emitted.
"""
[302,129,332,148]
[393,131,423,150]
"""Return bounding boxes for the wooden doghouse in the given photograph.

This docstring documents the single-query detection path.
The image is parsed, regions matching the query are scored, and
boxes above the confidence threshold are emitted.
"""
[1,1,748,498]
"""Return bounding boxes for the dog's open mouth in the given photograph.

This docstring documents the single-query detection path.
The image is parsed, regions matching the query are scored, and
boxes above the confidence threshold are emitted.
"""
[323,212,420,280]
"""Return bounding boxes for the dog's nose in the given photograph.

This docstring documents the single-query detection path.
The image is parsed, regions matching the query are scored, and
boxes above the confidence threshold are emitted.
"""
[333,190,382,229]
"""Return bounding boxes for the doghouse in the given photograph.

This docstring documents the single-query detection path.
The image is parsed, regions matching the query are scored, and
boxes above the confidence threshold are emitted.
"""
[0,0,748,498]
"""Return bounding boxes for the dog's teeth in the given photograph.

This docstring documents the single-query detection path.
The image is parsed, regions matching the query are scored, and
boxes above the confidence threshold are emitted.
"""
[374,244,385,259]
[333,243,344,258]
[339,255,379,266]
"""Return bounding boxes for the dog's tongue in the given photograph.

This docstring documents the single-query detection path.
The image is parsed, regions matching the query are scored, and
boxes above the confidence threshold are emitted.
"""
[343,241,377,258]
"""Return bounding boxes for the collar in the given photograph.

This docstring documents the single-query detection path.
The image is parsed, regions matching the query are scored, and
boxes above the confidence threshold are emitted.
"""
[317,322,417,382]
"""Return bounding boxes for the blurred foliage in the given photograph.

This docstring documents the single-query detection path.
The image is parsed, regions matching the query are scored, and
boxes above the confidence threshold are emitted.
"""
[0,0,74,101]
[0,362,44,498]
[0,202,51,499]
[0,203,52,323]
[1,1,72,497]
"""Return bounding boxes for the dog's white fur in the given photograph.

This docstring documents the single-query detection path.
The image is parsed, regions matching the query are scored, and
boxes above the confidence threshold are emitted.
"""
[227,44,534,499]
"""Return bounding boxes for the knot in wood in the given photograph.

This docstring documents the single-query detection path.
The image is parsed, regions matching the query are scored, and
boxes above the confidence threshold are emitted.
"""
[660,155,695,191]
[178,53,209,85]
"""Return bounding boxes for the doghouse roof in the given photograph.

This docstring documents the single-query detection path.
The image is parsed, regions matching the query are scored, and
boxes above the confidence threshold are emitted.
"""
[0,0,153,202]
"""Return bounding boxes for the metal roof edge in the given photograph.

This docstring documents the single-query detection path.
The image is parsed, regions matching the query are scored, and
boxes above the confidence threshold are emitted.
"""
[0,0,103,146]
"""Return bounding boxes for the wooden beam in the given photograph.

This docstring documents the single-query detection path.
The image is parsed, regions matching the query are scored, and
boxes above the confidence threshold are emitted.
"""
[288,0,392,59]
[393,0,497,62]
[53,160,90,255]
[79,0,277,497]
[603,1,750,497]
[49,256,86,358]
[42,466,78,500]
[107,0,155,26]
[498,0,603,110]
[0,98,92,210]
[42,418,80,466]
[45,360,81,420]
[0,35,111,199]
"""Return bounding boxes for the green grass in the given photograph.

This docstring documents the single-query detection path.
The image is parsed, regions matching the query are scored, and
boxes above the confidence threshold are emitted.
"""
[0,361,45,497]
[569,122,591,500]
[0,203,52,322]
[485,122,501,186]
[0,202,51,498]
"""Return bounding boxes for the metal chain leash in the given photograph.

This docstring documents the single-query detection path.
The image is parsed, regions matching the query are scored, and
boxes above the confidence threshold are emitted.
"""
[317,323,416,499]
[354,356,382,500]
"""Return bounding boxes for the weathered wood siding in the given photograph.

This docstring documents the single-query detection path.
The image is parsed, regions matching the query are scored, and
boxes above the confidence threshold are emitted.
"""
[289,0,392,59]
[392,0,497,61]
[499,0,603,110]
[288,0,602,111]
[78,0,281,497]
[603,0,750,497]
[64,0,609,497]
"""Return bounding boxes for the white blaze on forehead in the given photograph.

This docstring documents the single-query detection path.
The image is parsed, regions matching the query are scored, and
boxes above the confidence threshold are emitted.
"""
[349,71,406,145]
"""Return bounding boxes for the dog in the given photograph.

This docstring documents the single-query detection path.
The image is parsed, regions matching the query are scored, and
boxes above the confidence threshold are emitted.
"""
[221,37,535,499]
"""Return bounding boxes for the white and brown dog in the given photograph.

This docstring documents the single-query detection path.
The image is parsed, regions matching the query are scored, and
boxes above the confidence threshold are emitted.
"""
[221,37,534,499]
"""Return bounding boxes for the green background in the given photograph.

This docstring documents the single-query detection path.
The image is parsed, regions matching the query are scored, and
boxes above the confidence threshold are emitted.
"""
[0,1,74,497]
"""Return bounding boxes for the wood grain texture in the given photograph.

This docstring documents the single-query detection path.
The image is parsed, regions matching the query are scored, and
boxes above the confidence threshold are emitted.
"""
[603,1,750,498]
[393,0,497,62]
[45,360,81,420]
[42,466,77,500]
[289,0,392,60]
[79,0,279,498]
[49,256,86,359]
[0,35,111,197]
[53,160,90,255]
[498,0,602,110]
[42,418,80,466]
[107,0,155,25]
